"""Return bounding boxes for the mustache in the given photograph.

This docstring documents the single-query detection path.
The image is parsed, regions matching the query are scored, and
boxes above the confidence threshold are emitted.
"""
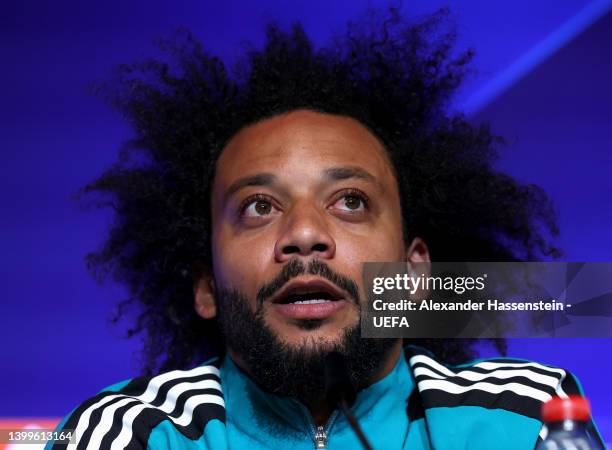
[256,259,360,307]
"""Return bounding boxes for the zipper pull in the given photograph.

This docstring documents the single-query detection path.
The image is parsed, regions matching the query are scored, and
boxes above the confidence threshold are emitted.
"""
[314,425,328,449]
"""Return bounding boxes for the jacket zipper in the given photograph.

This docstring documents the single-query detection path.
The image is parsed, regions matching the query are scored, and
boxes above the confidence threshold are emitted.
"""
[312,410,339,450]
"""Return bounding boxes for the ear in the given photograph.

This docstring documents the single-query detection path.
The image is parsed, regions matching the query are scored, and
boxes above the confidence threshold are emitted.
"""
[406,237,430,264]
[406,238,431,299]
[193,263,217,319]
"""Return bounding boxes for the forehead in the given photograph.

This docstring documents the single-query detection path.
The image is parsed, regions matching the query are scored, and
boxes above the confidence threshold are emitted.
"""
[214,110,397,189]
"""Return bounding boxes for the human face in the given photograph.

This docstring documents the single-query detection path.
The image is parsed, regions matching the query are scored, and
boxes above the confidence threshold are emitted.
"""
[209,109,406,349]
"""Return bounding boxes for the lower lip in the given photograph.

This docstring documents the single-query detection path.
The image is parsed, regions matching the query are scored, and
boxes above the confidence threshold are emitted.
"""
[272,300,348,320]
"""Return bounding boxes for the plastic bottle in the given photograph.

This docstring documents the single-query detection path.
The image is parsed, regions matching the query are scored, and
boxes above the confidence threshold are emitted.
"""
[536,396,604,450]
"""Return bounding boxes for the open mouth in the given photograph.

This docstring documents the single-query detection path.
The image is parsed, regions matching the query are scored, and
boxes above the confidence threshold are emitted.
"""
[269,279,349,321]
[277,291,340,305]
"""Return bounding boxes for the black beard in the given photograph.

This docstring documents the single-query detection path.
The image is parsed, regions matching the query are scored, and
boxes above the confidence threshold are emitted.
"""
[215,259,397,404]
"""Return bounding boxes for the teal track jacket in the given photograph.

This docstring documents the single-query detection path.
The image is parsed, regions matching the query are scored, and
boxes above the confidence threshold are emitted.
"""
[47,346,604,449]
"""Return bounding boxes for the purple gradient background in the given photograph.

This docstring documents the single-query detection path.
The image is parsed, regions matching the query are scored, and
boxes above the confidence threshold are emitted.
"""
[2,0,611,442]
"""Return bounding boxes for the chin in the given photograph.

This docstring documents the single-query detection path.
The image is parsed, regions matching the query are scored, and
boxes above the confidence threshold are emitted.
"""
[273,324,354,354]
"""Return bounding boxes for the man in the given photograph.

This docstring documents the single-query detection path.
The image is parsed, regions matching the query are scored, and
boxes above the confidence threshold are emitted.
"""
[49,8,603,450]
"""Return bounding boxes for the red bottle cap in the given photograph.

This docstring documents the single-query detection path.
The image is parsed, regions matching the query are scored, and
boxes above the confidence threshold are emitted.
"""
[542,396,591,423]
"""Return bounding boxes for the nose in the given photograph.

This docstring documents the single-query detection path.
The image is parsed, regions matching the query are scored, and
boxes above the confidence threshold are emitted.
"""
[274,203,336,262]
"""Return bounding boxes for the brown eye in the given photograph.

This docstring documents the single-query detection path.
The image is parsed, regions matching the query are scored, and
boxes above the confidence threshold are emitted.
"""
[240,195,278,219]
[343,195,363,210]
[330,191,368,213]
[254,200,272,215]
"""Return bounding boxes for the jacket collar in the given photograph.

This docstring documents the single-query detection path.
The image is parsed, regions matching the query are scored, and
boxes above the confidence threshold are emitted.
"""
[220,351,414,439]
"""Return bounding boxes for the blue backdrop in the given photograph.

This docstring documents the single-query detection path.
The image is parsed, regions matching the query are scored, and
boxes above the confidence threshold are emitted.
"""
[2,0,611,442]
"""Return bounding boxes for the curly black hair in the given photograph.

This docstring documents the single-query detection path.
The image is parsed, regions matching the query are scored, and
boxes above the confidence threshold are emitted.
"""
[83,7,560,375]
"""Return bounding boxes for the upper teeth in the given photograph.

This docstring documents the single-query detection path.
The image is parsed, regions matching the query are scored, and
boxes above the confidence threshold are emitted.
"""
[292,299,332,304]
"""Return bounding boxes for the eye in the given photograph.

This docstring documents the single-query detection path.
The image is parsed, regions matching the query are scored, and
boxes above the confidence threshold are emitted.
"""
[239,195,278,219]
[330,190,369,213]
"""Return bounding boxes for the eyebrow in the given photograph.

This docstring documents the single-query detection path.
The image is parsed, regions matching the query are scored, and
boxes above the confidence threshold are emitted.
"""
[324,166,383,191]
[223,166,383,200]
[324,166,377,182]
[225,173,277,199]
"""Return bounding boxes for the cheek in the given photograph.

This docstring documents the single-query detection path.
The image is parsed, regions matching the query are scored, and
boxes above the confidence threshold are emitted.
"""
[211,226,275,291]
[334,219,405,263]
[337,238,404,265]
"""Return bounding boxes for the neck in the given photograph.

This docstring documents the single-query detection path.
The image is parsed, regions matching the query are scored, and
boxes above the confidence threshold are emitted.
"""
[307,339,402,426]
[229,339,403,427]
